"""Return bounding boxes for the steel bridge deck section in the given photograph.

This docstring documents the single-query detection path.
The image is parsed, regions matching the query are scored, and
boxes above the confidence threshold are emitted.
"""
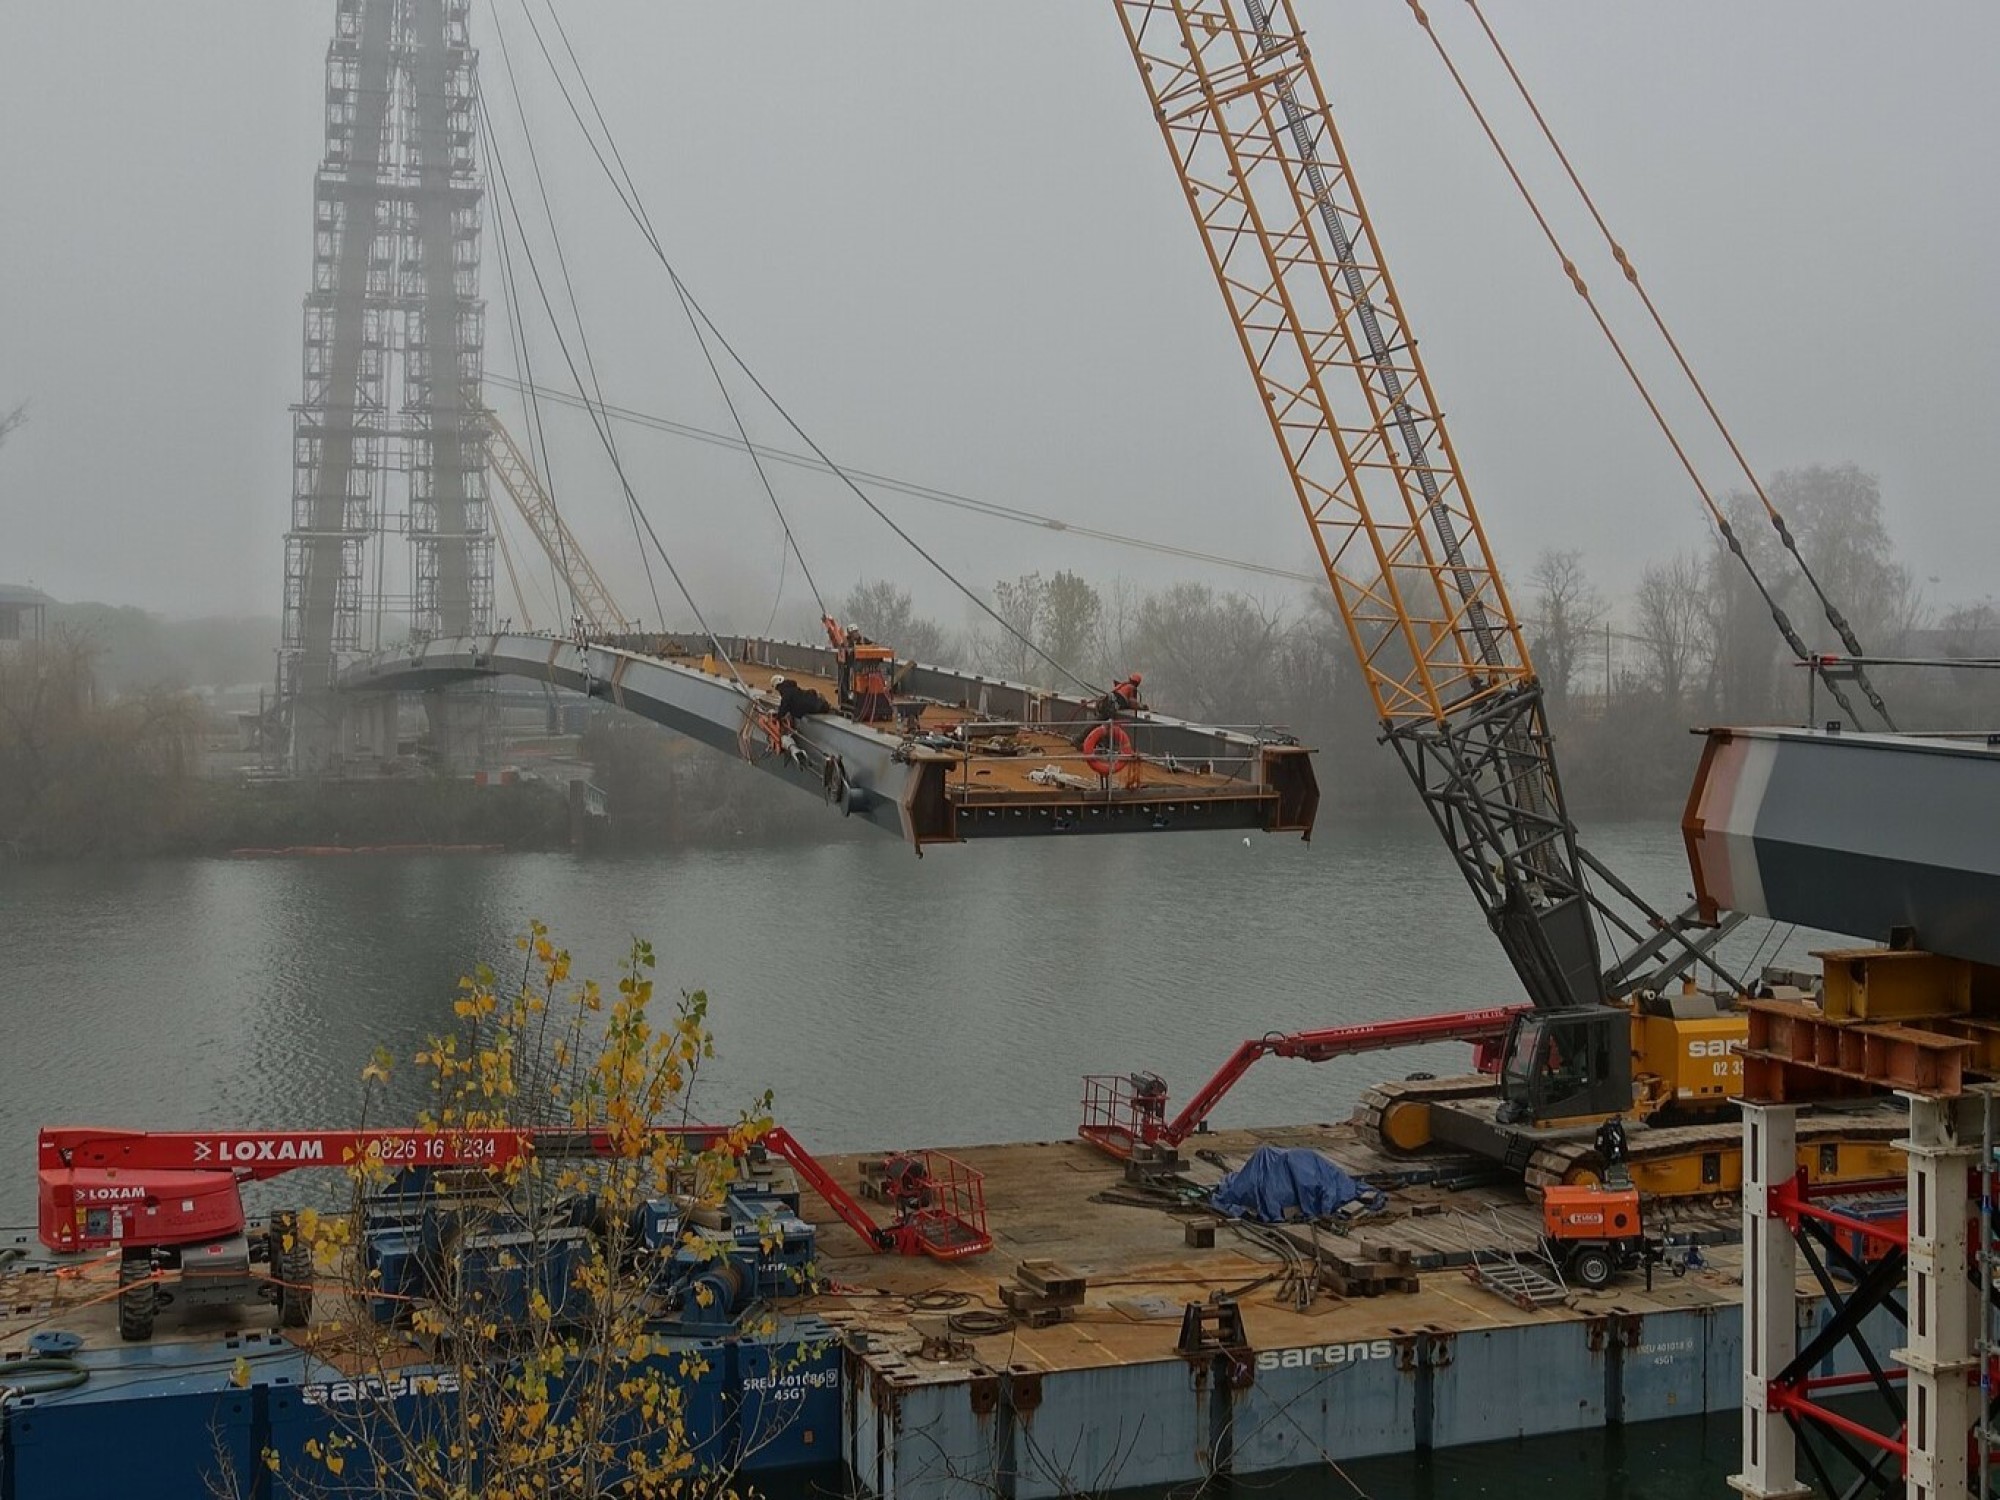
[337,631,1318,850]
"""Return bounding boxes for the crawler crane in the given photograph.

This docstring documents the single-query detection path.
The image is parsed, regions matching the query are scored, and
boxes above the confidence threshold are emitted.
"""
[1100,0,1901,1195]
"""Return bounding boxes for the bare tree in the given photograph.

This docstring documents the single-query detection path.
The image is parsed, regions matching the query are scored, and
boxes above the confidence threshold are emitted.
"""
[840,580,951,664]
[1767,463,1921,651]
[976,572,1047,683]
[1633,552,1712,711]
[1093,578,1143,685]
[1527,549,1603,712]
[0,626,201,855]
[1038,570,1101,684]
[1130,582,1287,725]
[1704,492,1790,721]
[0,401,25,450]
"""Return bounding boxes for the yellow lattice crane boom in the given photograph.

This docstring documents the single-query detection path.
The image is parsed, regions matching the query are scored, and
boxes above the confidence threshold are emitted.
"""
[481,413,627,636]
[1111,0,1745,1141]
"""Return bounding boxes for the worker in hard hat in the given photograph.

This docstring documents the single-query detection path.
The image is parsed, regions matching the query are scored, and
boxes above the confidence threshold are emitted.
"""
[1095,672,1146,721]
[769,673,831,724]
[821,616,895,722]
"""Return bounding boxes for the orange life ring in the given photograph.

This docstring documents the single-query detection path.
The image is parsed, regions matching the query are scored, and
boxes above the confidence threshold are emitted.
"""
[1081,721,1136,777]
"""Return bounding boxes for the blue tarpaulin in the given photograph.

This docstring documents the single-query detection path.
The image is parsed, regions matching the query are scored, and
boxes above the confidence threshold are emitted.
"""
[1209,1146,1385,1223]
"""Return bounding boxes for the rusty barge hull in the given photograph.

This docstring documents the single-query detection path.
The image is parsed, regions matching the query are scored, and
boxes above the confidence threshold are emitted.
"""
[339,632,1318,850]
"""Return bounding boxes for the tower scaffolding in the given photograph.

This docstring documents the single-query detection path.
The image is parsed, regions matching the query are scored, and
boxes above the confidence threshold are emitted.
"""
[279,0,491,773]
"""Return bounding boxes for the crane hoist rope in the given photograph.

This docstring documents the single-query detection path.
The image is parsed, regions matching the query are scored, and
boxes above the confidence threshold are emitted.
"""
[1401,0,1891,733]
[1458,0,1896,733]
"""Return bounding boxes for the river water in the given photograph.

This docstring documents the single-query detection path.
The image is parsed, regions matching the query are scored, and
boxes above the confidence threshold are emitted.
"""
[0,816,1783,1493]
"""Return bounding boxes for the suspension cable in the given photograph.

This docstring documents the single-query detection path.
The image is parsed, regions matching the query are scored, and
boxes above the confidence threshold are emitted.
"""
[481,87,572,629]
[486,10,667,637]
[521,0,1097,696]
[483,372,1323,586]
[476,77,751,695]
[1399,1,1876,731]
[512,1,827,625]
[1458,0,1897,731]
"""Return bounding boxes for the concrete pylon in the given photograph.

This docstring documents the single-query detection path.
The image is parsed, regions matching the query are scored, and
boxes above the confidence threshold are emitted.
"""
[422,687,489,773]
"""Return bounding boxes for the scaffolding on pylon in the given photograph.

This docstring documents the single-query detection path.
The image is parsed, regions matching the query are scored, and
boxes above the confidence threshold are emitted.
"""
[277,0,492,774]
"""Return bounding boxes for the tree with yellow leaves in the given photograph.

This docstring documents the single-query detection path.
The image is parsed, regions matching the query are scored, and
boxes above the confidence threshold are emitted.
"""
[219,923,815,1500]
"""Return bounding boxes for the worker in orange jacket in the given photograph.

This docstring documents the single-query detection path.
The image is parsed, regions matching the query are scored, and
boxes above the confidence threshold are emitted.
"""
[1096,672,1145,721]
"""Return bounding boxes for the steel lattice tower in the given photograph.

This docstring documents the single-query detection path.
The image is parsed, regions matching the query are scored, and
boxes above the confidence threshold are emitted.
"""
[279,0,490,772]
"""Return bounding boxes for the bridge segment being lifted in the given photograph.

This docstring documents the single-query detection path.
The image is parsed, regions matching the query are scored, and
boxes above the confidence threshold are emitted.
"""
[339,632,1318,851]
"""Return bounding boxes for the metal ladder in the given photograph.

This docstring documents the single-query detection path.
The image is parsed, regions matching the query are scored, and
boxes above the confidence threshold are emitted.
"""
[1466,1254,1570,1311]
[1458,1204,1569,1310]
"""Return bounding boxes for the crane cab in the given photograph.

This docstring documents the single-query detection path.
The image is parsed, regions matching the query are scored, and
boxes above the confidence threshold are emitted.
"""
[1496,1007,1633,1125]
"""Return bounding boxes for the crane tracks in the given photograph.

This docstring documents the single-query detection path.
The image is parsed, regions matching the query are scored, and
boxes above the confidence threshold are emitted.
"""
[1521,1111,1907,1197]
[1353,1077,1907,1201]
[1353,1076,1499,1153]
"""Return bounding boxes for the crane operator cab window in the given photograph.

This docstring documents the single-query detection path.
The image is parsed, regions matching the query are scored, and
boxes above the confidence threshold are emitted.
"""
[1499,1010,1630,1125]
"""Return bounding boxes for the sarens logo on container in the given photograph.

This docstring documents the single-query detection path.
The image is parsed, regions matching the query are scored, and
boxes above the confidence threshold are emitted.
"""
[1256,1339,1395,1372]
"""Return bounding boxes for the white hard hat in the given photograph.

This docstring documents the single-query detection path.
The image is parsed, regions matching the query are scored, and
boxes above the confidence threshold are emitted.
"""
[771,674,788,688]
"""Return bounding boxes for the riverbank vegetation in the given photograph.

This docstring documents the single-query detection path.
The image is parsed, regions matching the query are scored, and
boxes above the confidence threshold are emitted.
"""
[8,462,1992,857]
[842,463,1997,820]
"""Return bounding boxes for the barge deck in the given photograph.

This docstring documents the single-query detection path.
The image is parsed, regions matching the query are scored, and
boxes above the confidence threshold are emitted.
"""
[1,1121,1899,1499]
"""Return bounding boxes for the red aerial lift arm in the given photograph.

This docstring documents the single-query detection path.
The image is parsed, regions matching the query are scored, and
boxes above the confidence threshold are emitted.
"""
[1081,1004,1528,1159]
[1162,1005,1529,1146]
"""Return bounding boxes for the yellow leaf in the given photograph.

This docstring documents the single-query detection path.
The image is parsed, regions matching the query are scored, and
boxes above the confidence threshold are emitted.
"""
[231,1356,253,1388]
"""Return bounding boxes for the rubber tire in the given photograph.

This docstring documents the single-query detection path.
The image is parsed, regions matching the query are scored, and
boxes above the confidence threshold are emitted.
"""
[1570,1246,1615,1291]
[118,1257,158,1342]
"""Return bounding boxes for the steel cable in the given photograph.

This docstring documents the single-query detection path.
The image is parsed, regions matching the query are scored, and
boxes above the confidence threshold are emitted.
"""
[1399,1,1876,731]
[475,78,750,695]
[519,0,1096,696]
[1461,0,1896,731]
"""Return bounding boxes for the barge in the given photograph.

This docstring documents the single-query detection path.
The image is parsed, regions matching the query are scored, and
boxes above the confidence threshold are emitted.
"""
[1,1118,1903,1499]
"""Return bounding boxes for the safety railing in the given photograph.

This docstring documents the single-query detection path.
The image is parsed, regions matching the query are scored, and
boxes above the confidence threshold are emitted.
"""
[1078,1075,1165,1160]
[906,1150,991,1260]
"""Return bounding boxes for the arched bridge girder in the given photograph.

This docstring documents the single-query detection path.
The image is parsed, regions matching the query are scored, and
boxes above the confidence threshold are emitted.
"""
[339,633,1318,852]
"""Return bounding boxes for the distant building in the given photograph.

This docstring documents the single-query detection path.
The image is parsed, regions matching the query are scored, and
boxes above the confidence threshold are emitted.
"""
[0,583,51,657]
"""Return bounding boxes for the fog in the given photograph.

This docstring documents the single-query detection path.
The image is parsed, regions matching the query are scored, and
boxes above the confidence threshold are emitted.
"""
[2,2,1995,629]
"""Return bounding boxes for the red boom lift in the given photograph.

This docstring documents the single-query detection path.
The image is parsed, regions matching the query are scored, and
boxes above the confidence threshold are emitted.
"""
[1079,1004,1527,1160]
[38,1124,990,1340]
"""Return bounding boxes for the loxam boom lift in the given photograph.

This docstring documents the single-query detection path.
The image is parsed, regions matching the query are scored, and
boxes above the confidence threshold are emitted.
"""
[38,1125,990,1341]
[1095,0,1903,1197]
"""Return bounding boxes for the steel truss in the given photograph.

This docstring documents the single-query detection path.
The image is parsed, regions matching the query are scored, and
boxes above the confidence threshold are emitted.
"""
[1737,1095,2000,1500]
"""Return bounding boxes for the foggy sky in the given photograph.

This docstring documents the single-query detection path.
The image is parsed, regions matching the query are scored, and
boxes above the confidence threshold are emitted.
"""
[2,2,1995,632]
